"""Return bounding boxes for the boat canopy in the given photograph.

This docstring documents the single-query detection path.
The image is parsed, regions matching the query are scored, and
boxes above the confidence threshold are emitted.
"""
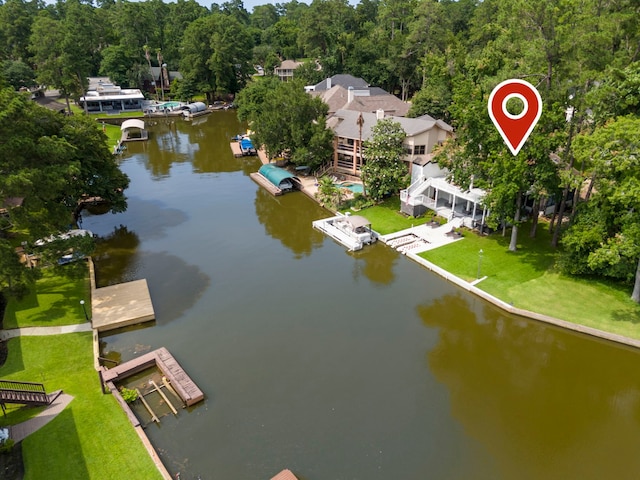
[258,164,298,189]
[184,102,207,113]
[121,119,145,131]
[344,215,371,229]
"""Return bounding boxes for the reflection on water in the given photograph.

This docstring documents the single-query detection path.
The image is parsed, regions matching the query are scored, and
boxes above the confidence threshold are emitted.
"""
[419,294,640,480]
[81,115,640,480]
[254,187,325,259]
[349,242,398,285]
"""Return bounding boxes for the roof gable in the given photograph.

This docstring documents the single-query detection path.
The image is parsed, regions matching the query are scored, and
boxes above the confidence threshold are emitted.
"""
[328,109,452,140]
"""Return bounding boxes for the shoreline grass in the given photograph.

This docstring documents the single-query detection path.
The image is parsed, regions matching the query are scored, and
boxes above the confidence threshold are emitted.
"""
[0,265,161,479]
[352,199,640,340]
[416,222,640,339]
[3,268,90,329]
[0,334,162,479]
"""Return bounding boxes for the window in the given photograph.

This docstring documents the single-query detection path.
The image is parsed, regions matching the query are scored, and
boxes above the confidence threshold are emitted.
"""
[414,145,426,155]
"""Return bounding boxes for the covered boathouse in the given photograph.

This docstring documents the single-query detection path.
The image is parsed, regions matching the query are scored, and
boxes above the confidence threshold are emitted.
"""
[120,119,148,142]
[250,164,300,196]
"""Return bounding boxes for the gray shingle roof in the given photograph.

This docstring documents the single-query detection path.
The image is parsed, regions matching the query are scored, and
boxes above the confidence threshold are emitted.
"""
[311,85,410,116]
[313,74,370,91]
[327,109,452,140]
[343,95,411,117]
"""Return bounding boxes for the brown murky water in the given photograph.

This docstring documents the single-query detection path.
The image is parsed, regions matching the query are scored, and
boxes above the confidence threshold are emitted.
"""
[83,111,640,480]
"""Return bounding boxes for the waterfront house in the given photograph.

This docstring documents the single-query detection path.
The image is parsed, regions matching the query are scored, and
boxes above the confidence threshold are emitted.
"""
[79,79,144,113]
[325,109,453,178]
[274,60,303,82]
[146,66,183,96]
[400,158,487,226]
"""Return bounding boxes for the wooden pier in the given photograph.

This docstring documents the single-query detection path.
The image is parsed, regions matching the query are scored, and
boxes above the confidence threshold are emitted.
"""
[91,279,155,332]
[250,172,284,196]
[229,141,244,157]
[101,347,204,407]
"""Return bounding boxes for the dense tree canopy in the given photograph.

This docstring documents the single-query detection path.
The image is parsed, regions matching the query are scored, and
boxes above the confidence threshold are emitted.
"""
[236,78,333,169]
[561,116,640,301]
[0,88,129,294]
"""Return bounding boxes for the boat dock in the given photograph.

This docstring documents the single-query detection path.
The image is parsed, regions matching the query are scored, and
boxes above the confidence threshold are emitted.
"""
[101,347,204,407]
[91,279,155,332]
[312,213,377,251]
[230,141,244,157]
[249,172,285,196]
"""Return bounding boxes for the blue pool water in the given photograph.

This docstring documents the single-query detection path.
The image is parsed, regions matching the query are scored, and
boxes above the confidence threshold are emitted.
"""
[155,101,182,110]
[334,183,364,194]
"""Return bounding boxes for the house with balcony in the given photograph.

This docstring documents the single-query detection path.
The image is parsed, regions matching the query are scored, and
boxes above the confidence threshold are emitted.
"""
[325,109,453,177]
[274,60,303,82]
[325,107,486,225]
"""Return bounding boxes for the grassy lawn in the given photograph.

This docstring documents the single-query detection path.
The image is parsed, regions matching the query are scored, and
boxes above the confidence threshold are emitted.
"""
[94,111,145,119]
[3,268,90,329]
[100,122,122,150]
[0,334,162,480]
[419,223,640,339]
[350,197,437,235]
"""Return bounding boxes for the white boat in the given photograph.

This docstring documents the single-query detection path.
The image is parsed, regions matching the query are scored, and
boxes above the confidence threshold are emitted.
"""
[34,229,94,246]
[312,213,377,251]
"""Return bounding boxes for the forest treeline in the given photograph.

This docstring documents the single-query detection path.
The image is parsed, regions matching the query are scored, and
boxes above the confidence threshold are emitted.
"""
[1,0,640,299]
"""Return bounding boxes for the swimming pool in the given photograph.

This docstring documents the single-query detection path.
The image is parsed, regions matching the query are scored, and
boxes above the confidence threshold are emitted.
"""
[334,182,364,194]
[161,101,182,109]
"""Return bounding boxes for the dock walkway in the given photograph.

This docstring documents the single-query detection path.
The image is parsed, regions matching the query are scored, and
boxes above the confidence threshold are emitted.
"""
[8,393,74,442]
[91,279,155,332]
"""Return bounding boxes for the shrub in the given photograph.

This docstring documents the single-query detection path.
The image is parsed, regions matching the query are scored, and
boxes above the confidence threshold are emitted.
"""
[0,438,15,454]
[119,387,138,404]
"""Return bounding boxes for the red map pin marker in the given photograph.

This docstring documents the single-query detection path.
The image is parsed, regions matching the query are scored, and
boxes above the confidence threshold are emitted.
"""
[488,79,542,156]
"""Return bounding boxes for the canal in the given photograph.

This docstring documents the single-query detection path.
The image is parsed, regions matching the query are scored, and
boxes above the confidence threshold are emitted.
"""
[83,111,640,480]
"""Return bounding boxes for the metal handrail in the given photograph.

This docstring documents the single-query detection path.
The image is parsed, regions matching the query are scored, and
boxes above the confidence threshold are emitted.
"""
[0,379,47,394]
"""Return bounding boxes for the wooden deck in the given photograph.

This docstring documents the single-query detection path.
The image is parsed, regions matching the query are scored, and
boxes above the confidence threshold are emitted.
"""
[230,141,244,157]
[101,347,204,407]
[91,279,155,332]
[250,172,283,196]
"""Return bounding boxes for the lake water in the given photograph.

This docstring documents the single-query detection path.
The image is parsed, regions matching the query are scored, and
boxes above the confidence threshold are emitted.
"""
[83,111,640,480]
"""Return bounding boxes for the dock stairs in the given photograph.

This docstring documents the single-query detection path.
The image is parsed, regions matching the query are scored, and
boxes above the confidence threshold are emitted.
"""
[0,379,62,413]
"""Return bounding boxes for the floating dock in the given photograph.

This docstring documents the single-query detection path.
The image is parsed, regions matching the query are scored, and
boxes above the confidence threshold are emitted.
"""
[101,347,204,407]
[91,279,155,332]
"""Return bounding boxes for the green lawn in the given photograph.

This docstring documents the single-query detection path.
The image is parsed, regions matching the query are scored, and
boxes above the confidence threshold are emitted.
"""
[419,223,640,339]
[351,197,436,235]
[94,111,145,119]
[101,122,122,150]
[0,334,162,480]
[3,269,90,329]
